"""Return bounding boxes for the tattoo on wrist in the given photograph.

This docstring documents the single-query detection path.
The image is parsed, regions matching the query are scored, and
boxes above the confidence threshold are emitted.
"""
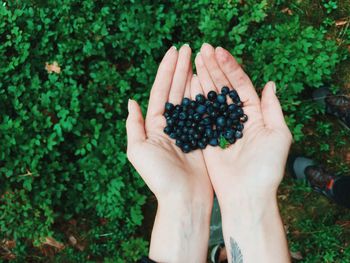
[230,237,243,263]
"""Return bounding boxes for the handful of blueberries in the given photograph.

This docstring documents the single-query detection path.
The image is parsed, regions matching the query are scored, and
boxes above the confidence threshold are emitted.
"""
[163,86,248,153]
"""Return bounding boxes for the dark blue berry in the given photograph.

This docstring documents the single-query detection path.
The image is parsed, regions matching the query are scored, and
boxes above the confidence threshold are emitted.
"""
[196,104,207,115]
[195,94,206,104]
[207,91,217,101]
[186,120,192,127]
[164,126,172,135]
[221,86,230,95]
[178,120,185,127]
[182,97,191,106]
[209,138,218,146]
[236,123,244,131]
[219,104,227,113]
[228,137,236,144]
[224,130,234,139]
[229,90,239,100]
[165,102,174,112]
[176,140,183,147]
[240,114,248,122]
[198,141,206,149]
[237,108,244,116]
[205,128,213,138]
[235,130,243,139]
[179,112,187,120]
[197,125,205,133]
[217,94,226,104]
[182,144,191,153]
[236,101,243,107]
[226,118,233,127]
[216,116,226,126]
[229,112,239,120]
[166,118,175,126]
[210,111,218,118]
[190,101,197,109]
[201,117,211,126]
[228,104,238,112]
[170,132,176,139]
[212,102,220,109]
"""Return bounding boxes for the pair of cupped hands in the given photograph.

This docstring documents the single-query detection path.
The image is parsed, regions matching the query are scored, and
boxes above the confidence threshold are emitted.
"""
[126,43,292,261]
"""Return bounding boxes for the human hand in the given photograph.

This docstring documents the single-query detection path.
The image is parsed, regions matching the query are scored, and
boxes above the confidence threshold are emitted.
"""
[194,43,292,262]
[126,45,213,262]
[194,43,292,208]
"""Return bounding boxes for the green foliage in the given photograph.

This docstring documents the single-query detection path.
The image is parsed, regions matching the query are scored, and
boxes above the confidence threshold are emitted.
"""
[0,0,349,261]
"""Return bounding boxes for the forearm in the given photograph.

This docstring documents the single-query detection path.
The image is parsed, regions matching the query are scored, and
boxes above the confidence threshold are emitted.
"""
[220,193,290,263]
[149,197,212,263]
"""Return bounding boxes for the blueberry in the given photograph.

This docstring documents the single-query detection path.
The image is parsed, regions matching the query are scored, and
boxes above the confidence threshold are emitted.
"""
[237,108,244,116]
[190,101,197,109]
[178,120,185,127]
[205,128,213,138]
[229,112,239,120]
[194,133,201,139]
[229,90,239,100]
[182,97,191,106]
[240,114,248,122]
[205,100,212,107]
[188,128,195,135]
[224,130,234,139]
[175,105,181,111]
[165,102,174,112]
[221,86,230,95]
[170,132,176,139]
[180,134,188,142]
[195,94,206,104]
[179,112,187,120]
[216,125,224,131]
[228,137,236,144]
[182,127,189,134]
[228,104,238,112]
[198,141,207,149]
[206,105,214,114]
[201,137,208,143]
[235,130,243,139]
[226,118,233,127]
[219,104,227,113]
[164,126,172,135]
[197,125,205,133]
[176,140,183,147]
[216,116,226,126]
[182,143,191,153]
[212,102,220,109]
[164,112,170,118]
[196,104,207,115]
[166,118,175,126]
[236,101,243,107]
[172,112,179,119]
[193,113,201,122]
[236,123,244,131]
[201,117,211,126]
[209,138,218,146]
[207,90,217,101]
[217,94,226,104]
[186,120,192,127]
[209,111,218,118]
[190,139,197,148]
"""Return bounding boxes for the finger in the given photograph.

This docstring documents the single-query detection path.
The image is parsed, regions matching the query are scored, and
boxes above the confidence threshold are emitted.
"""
[190,74,204,100]
[215,47,260,106]
[200,43,231,90]
[195,53,217,96]
[184,64,193,98]
[168,44,192,104]
[146,46,178,119]
[126,99,146,151]
[261,81,289,131]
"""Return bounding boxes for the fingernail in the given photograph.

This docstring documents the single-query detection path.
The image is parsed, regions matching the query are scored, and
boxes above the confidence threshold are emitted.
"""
[183,43,190,47]
[196,51,201,57]
[270,82,276,94]
[128,99,132,112]
[170,45,177,51]
[193,73,197,77]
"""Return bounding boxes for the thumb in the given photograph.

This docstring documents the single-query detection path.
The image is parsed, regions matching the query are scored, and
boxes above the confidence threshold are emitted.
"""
[260,81,288,130]
[126,99,146,151]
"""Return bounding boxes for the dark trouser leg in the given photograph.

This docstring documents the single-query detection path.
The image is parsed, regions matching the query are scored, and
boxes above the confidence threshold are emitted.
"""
[332,176,350,208]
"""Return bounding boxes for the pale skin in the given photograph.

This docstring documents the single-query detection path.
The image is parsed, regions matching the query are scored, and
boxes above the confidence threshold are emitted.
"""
[126,43,292,263]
